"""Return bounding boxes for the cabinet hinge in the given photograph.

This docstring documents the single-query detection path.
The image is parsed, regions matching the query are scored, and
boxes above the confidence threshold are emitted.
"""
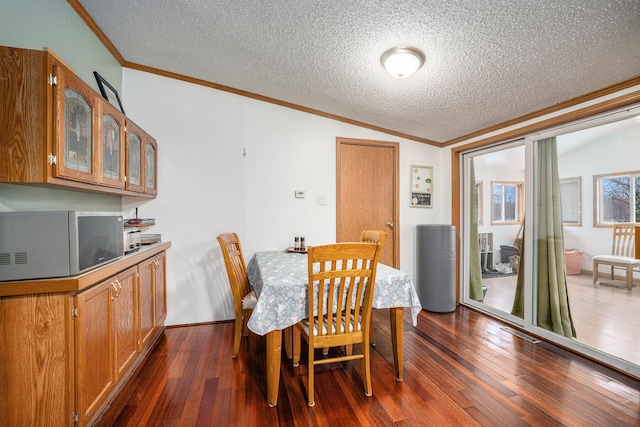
[48,153,57,166]
[48,73,58,86]
[72,411,79,426]
[71,307,78,318]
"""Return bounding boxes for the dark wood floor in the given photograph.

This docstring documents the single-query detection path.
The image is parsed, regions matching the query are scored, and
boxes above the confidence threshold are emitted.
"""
[98,306,640,426]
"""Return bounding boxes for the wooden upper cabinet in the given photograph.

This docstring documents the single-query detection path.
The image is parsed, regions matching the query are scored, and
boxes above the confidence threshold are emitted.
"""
[0,45,156,198]
[0,46,50,183]
[125,119,157,195]
[52,61,99,183]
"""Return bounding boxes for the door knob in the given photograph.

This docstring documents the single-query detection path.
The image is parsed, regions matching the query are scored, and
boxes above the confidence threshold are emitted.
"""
[386,222,394,228]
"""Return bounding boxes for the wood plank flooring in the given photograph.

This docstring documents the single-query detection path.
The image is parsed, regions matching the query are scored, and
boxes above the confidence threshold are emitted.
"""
[97,307,640,426]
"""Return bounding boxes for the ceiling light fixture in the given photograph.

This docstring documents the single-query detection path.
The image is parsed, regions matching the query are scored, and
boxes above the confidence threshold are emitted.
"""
[380,47,425,79]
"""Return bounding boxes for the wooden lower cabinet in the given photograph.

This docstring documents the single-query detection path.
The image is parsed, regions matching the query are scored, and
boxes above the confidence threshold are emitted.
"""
[138,257,155,349]
[0,293,73,427]
[153,252,167,331]
[75,277,116,425]
[0,244,169,426]
[139,252,167,350]
[114,268,138,377]
[75,266,138,426]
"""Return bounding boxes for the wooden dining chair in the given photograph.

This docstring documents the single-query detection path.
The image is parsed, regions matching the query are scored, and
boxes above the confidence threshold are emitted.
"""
[292,242,382,406]
[360,230,387,347]
[217,232,258,358]
[592,223,640,291]
[360,229,387,248]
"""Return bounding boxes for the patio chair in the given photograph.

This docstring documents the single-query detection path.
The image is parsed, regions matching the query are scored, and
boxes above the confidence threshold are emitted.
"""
[592,223,640,291]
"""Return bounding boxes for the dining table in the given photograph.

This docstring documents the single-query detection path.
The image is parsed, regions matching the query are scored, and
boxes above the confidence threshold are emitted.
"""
[246,249,422,407]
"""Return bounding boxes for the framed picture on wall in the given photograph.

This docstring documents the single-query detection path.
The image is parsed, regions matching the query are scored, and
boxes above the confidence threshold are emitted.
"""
[94,71,125,114]
[410,165,433,208]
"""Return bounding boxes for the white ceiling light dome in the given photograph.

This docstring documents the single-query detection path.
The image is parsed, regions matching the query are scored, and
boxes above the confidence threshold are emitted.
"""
[380,47,425,78]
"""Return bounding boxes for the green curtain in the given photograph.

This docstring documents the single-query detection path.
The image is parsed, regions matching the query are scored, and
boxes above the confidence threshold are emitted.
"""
[510,220,525,318]
[516,137,576,337]
[469,159,484,301]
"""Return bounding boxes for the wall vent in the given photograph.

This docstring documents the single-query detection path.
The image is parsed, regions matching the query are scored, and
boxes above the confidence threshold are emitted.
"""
[0,252,9,265]
[502,326,540,344]
[14,252,28,265]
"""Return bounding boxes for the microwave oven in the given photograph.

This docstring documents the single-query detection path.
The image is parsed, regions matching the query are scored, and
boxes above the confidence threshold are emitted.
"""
[0,211,124,282]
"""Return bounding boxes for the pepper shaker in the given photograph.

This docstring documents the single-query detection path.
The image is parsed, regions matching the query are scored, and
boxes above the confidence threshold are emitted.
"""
[300,236,305,251]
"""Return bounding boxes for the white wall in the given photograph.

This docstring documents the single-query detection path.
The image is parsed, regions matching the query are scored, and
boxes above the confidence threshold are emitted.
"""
[121,69,443,326]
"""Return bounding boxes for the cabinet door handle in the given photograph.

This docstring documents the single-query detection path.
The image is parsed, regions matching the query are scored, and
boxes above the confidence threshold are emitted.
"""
[386,222,394,228]
[111,282,118,300]
[114,279,122,298]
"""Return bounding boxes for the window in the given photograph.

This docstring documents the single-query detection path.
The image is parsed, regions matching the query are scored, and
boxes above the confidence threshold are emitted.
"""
[595,171,640,225]
[560,177,581,226]
[491,181,523,224]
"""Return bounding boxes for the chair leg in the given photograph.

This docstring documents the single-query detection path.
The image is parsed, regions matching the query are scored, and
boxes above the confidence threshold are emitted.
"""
[627,266,633,291]
[284,327,293,359]
[231,315,244,358]
[242,317,249,337]
[362,341,372,397]
[592,261,598,285]
[292,327,301,366]
[345,344,353,356]
[307,343,315,407]
[369,323,376,347]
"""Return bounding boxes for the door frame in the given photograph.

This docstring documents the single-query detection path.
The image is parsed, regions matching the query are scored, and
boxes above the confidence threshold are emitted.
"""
[336,137,400,268]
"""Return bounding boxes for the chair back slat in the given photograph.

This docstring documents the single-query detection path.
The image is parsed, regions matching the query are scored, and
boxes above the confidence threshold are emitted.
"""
[612,224,637,257]
[307,243,382,339]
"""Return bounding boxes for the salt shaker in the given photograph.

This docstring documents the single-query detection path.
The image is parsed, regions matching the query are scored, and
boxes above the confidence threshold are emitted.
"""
[294,236,300,250]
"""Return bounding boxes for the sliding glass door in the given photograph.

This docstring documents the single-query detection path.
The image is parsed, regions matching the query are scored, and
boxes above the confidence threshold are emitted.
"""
[461,106,640,377]
[463,141,525,325]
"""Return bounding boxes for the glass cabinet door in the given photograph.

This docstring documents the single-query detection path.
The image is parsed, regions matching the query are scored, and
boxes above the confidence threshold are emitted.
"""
[144,137,157,195]
[127,132,142,191]
[65,89,92,173]
[125,119,145,193]
[53,64,99,183]
[99,101,125,188]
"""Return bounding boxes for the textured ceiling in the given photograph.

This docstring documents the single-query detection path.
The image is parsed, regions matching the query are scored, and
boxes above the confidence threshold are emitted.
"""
[76,0,640,144]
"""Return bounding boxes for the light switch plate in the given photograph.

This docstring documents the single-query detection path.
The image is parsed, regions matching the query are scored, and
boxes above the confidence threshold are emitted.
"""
[295,190,306,199]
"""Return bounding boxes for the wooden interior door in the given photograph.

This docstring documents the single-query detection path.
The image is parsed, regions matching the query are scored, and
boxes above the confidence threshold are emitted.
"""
[336,137,399,267]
